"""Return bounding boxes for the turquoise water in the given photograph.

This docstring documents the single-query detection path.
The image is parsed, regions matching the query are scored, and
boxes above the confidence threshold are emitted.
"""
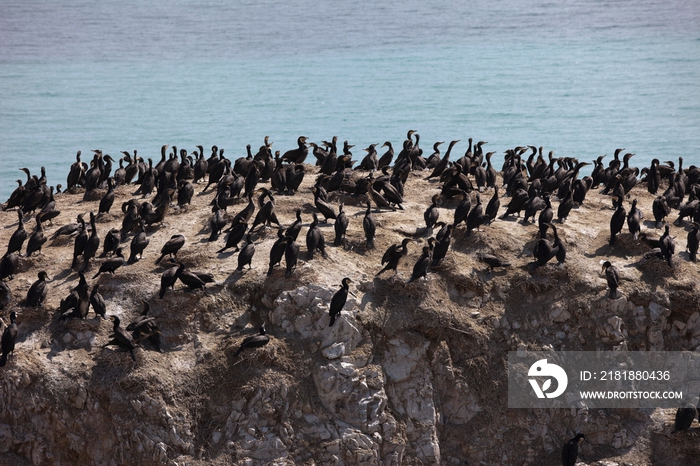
[1,1,699,199]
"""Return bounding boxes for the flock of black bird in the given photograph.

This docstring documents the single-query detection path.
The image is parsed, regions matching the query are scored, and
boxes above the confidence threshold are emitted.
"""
[2,132,700,462]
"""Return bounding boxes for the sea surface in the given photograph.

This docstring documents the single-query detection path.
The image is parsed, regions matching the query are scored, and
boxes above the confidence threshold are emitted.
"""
[1,0,699,200]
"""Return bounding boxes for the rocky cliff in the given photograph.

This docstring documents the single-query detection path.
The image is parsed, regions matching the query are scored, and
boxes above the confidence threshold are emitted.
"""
[0,163,699,465]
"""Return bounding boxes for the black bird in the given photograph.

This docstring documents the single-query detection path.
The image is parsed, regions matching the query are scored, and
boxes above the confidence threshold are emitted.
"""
[82,212,100,269]
[533,225,559,267]
[90,284,107,319]
[208,201,228,242]
[562,433,585,466]
[93,247,125,278]
[652,195,672,228]
[7,210,27,255]
[687,222,700,262]
[71,214,88,268]
[485,186,500,225]
[329,278,352,327]
[557,190,574,224]
[477,253,511,272]
[155,234,185,264]
[25,271,49,307]
[431,224,453,266]
[408,239,435,283]
[284,236,300,279]
[98,178,115,214]
[126,301,162,352]
[236,234,256,271]
[102,315,136,361]
[286,208,303,241]
[128,220,149,264]
[100,228,121,258]
[550,223,567,265]
[424,194,440,232]
[363,201,376,250]
[306,213,327,259]
[609,196,626,246]
[267,229,288,276]
[233,324,270,357]
[25,214,47,257]
[159,263,184,299]
[178,267,208,292]
[500,188,528,219]
[312,186,337,223]
[0,253,19,280]
[0,280,10,310]
[627,199,643,240]
[659,224,675,267]
[218,218,247,253]
[334,203,349,246]
[465,194,487,237]
[453,190,471,228]
[538,196,554,238]
[377,238,412,276]
[602,261,620,298]
[0,311,18,367]
[671,404,697,433]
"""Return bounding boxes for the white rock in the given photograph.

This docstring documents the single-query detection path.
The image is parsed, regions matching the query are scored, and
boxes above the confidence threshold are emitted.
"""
[322,342,345,360]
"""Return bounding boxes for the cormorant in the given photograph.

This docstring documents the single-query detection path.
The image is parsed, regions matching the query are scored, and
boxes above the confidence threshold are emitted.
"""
[627,199,643,240]
[354,144,379,172]
[363,201,376,250]
[284,236,300,279]
[159,262,184,299]
[100,228,120,257]
[312,186,337,222]
[408,239,435,283]
[533,225,559,267]
[557,190,574,224]
[538,196,553,237]
[267,228,288,276]
[155,234,185,264]
[0,280,10,310]
[609,196,626,245]
[6,210,27,255]
[285,208,303,242]
[90,284,106,319]
[0,253,19,280]
[602,261,620,298]
[500,188,528,219]
[233,324,270,357]
[178,267,208,292]
[25,271,49,307]
[281,136,308,164]
[671,404,697,433]
[431,225,453,266]
[218,218,247,253]
[377,141,394,169]
[453,190,472,228]
[477,253,511,272]
[329,277,353,327]
[306,213,327,259]
[652,196,671,228]
[127,220,149,264]
[25,214,47,257]
[82,212,100,269]
[562,433,585,466]
[98,178,115,214]
[0,311,18,367]
[102,315,136,361]
[687,222,700,262]
[71,214,88,268]
[465,194,487,237]
[424,194,440,232]
[209,200,228,242]
[236,234,256,271]
[659,224,675,267]
[127,301,162,352]
[377,238,412,276]
[334,203,349,246]
[93,247,125,279]
[485,186,500,225]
